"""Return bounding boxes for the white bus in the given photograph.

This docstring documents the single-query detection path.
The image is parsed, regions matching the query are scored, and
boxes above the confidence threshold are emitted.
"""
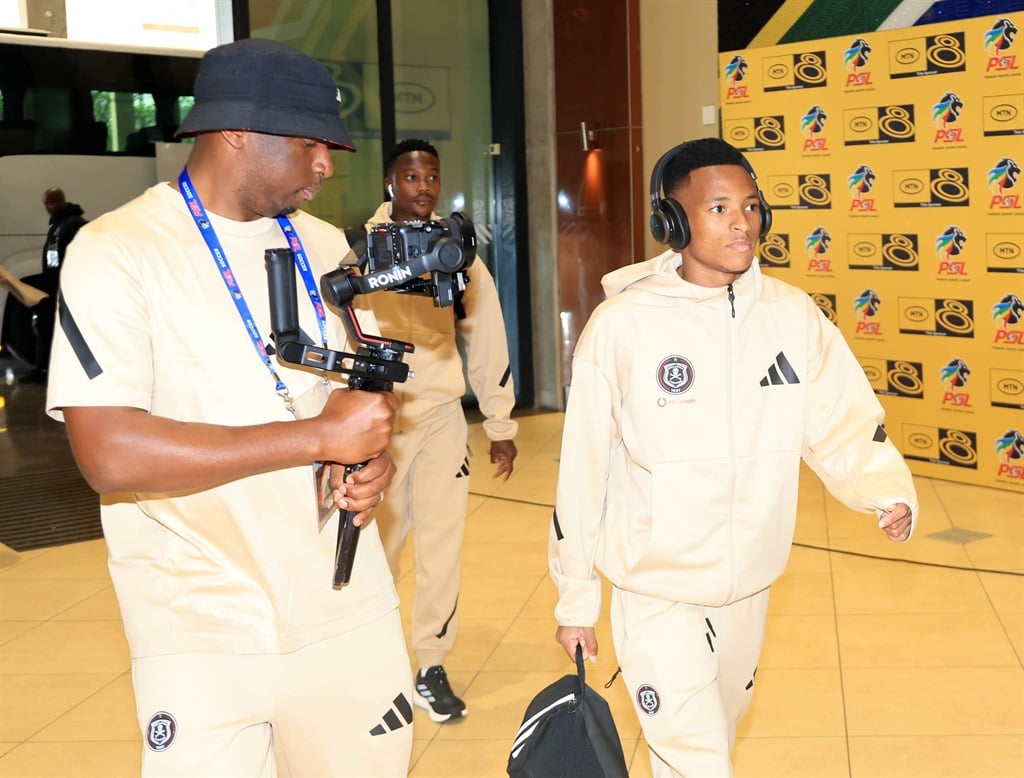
[0,33,200,367]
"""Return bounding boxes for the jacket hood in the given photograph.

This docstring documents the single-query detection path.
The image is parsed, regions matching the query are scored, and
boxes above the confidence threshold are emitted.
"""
[601,249,763,301]
[50,203,85,224]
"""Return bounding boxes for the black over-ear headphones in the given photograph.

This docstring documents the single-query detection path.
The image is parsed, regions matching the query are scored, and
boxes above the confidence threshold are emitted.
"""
[649,141,773,251]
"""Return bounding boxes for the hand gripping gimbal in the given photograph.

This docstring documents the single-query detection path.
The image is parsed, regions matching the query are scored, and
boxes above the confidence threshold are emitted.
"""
[265,213,476,589]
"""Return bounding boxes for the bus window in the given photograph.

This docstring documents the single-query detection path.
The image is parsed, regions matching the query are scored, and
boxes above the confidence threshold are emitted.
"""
[0,33,201,369]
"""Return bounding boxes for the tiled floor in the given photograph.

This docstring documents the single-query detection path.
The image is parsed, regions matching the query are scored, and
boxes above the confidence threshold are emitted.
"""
[0,377,1022,777]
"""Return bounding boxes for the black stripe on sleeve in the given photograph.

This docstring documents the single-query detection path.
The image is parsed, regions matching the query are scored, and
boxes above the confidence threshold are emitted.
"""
[58,291,103,379]
[499,365,511,388]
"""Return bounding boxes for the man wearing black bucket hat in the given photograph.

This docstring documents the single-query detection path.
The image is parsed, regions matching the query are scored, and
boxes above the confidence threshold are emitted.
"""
[46,38,413,777]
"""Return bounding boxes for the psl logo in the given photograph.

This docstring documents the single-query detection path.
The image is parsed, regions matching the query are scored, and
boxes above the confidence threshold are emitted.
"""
[935,226,968,276]
[993,293,1024,345]
[932,92,965,143]
[985,17,1019,72]
[988,157,1021,209]
[995,429,1024,481]
[806,227,832,271]
[758,233,790,268]
[725,55,749,99]
[801,105,829,151]
[810,292,837,324]
[854,288,883,335]
[848,165,877,212]
[844,37,873,86]
[940,358,972,408]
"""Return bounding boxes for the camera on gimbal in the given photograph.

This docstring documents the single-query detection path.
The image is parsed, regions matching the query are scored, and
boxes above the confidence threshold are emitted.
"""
[265,211,478,590]
[347,213,476,308]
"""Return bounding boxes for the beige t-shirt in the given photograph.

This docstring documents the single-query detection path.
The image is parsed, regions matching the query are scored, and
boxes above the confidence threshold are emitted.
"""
[47,183,399,658]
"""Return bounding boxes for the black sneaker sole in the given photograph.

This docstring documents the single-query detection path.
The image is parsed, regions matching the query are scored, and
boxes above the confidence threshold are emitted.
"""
[413,692,467,723]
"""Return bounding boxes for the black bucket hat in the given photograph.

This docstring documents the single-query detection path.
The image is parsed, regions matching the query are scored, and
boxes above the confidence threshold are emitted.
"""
[176,38,354,151]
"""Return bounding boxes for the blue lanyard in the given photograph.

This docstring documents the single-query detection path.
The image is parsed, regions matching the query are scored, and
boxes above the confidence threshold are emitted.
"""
[178,168,328,408]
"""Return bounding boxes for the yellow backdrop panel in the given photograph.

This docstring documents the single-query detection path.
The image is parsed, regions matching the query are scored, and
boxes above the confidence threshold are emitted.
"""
[721,13,1023,492]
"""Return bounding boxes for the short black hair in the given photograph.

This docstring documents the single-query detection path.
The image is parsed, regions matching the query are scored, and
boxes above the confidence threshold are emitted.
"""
[662,138,753,197]
[384,139,440,176]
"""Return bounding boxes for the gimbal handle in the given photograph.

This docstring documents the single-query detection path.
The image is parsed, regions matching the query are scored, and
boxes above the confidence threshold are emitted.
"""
[265,248,415,589]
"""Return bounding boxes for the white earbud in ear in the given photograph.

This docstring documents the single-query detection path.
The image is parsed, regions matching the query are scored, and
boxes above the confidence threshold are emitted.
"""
[387,183,394,198]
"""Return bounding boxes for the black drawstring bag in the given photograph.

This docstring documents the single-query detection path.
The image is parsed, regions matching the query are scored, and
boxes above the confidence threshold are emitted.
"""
[507,644,629,778]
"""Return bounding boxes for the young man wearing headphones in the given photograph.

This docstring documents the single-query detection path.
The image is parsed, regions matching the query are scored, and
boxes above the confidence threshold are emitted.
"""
[549,138,918,776]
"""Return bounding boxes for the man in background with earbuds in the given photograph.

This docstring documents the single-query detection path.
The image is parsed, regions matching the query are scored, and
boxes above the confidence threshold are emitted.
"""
[550,137,917,776]
[354,139,518,723]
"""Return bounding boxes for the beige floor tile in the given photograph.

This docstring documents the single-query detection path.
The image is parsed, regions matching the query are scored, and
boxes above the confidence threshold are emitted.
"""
[626,739,653,778]
[831,555,995,614]
[460,539,548,579]
[462,500,551,542]
[29,673,138,742]
[408,737,511,777]
[733,736,850,778]
[1000,609,1024,661]
[456,575,542,623]
[480,617,578,673]
[0,673,121,742]
[0,620,37,646]
[758,613,840,668]
[965,535,1024,574]
[0,740,141,777]
[0,578,111,621]
[0,621,129,674]
[766,570,836,615]
[980,571,1024,613]
[838,611,1020,667]
[435,619,516,672]
[51,584,122,621]
[518,577,559,619]
[843,666,1024,736]
[0,540,109,581]
[848,734,1024,778]
[736,668,846,738]
[931,480,1024,530]
[784,544,835,573]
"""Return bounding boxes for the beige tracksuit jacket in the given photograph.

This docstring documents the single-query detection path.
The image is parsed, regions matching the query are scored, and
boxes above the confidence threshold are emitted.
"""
[551,251,919,627]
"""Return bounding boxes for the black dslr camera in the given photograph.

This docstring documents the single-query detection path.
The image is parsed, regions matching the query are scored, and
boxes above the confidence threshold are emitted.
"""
[265,212,476,591]
[343,212,476,308]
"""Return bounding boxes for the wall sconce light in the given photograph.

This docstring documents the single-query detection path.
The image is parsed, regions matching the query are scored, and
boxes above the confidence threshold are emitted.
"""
[579,121,595,151]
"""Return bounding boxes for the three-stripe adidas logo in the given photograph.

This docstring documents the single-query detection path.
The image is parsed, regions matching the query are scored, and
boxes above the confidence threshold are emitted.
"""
[369,694,413,736]
[759,352,800,386]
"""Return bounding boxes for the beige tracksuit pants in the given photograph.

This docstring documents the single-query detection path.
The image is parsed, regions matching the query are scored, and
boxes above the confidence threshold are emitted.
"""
[375,400,470,670]
[611,586,770,777]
